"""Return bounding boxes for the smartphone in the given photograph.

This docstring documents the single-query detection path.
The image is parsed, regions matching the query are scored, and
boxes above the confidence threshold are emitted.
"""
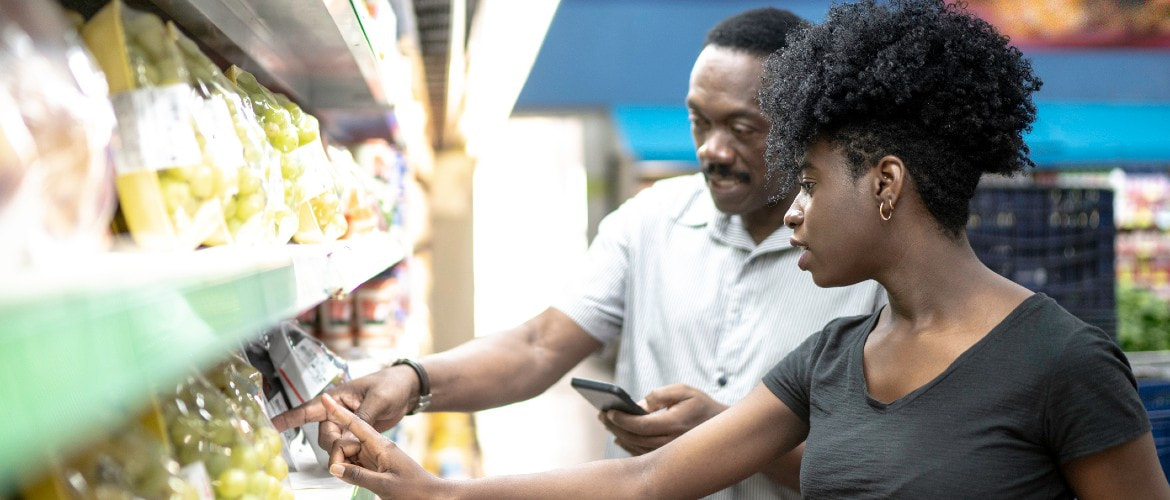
[571,377,648,415]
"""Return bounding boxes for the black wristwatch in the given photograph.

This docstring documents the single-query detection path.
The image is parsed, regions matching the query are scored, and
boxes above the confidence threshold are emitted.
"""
[392,358,432,415]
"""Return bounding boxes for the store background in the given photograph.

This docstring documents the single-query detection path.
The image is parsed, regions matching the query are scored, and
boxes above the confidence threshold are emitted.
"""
[4,0,1169,495]
[476,0,1170,478]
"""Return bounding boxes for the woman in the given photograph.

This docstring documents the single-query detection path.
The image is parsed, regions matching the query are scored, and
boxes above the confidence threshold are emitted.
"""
[317,0,1170,497]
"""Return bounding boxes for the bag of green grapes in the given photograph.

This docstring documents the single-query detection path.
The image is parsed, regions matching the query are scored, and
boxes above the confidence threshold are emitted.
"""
[225,65,346,244]
[206,353,291,484]
[81,0,223,250]
[161,375,294,500]
[171,25,296,246]
[59,421,206,500]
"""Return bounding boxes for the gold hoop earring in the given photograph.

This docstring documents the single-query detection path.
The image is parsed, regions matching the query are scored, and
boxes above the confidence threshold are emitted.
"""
[879,200,893,221]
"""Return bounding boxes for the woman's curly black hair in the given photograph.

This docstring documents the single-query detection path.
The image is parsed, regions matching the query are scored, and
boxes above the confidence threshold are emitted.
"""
[760,0,1042,237]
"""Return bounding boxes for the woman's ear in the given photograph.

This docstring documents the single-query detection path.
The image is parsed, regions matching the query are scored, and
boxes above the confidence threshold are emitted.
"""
[872,155,906,207]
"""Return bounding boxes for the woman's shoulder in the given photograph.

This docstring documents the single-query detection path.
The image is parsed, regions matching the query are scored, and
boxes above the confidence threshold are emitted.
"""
[997,293,1121,368]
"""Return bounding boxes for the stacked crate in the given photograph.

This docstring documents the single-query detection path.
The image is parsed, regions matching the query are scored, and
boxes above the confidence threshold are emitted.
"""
[967,187,1116,336]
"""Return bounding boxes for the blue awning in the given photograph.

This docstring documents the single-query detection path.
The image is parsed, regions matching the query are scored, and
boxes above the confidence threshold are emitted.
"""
[613,103,1170,169]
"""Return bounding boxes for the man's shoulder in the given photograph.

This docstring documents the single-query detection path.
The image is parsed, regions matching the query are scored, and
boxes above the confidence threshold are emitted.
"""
[605,172,710,225]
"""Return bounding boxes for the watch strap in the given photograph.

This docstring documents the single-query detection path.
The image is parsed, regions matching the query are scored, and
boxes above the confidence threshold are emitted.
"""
[392,358,431,415]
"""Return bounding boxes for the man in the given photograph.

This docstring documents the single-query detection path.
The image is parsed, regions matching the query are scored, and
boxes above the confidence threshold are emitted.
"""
[274,8,884,498]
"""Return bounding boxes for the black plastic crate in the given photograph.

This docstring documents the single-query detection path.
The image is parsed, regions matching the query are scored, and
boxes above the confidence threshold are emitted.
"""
[967,187,1116,337]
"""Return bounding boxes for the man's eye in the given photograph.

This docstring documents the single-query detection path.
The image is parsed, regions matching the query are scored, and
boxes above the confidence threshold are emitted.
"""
[799,181,815,193]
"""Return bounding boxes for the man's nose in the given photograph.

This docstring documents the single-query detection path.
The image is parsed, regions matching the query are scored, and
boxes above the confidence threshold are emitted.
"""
[697,130,734,165]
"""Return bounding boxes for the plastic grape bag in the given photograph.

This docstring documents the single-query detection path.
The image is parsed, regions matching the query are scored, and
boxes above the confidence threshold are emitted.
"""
[59,421,205,500]
[169,24,293,247]
[161,375,295,500]
[0,0,116,270]
[81,0,224,250]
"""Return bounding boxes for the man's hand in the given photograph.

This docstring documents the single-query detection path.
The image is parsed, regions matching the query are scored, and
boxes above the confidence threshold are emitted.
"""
[320,394,443,499]
[270,364,419,452]
[600,384,728,455]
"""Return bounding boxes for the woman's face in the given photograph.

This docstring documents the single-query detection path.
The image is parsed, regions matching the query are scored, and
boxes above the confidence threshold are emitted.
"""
[783,139,883,287]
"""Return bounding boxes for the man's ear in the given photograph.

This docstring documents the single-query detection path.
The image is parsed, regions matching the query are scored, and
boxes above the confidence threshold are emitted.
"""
[872,155,906,208]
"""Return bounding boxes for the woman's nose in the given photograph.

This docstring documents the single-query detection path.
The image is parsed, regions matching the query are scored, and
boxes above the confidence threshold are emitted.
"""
[784,203,804,229]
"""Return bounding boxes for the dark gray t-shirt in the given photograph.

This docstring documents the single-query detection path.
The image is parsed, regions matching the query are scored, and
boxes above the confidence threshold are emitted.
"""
[763,293,1150,499]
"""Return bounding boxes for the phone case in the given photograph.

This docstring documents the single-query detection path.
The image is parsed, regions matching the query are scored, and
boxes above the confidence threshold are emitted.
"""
[571,377,648,415]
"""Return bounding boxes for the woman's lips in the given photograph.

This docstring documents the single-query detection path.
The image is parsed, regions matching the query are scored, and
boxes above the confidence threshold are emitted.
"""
[790,238,810,270]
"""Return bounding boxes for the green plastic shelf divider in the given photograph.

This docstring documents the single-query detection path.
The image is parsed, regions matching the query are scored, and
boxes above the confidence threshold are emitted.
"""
[0,253,296,492]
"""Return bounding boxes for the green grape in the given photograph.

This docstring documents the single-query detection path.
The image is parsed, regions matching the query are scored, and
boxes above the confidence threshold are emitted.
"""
[279,155,303,180]
[207,419,236,446]
[265,456,288,482]
[258,428,283,456]
[278,486,294,500]
[274,127,299,153]
[188,164,216,200]
[233,70,260,91]
[281,102,303,124]
[284,182,305,207]
[223,199,238,220]
[235,193,265,220]
[215,468,248,499]
[238,168,262,195]
[230,443,260,471]
[218,167,240,197]
[265,108,290,128]
[204,448,232,477]
[246,470,272,498]
[298,115,320,146]
[159,178,193,214]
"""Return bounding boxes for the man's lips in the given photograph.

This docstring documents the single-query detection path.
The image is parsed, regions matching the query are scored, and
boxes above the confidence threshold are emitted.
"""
[704,165,750,184]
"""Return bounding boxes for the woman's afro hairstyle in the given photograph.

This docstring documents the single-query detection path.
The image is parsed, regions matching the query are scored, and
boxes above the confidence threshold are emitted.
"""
[760,0,1042,237]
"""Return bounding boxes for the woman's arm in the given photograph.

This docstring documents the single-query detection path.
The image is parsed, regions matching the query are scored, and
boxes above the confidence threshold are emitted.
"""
[1061,432,1170,500]
[323,384,808,499]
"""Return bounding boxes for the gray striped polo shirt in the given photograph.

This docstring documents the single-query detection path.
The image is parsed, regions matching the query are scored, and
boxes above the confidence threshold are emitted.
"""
[556,173,886,499]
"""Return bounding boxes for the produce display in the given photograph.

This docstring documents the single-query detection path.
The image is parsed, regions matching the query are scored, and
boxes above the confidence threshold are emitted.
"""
[172,26,295,246]
[160,368,293,500]
[9,0,425,496]
[0,0,116,271]
[226,66,348,243]
[82,1,223,250]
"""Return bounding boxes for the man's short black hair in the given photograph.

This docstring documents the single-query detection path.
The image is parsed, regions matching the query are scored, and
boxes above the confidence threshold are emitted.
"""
[704,7,808,58]
[760,0,1042,237]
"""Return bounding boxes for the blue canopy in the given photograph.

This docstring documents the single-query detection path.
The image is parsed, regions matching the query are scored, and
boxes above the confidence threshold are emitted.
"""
[613,103,1170,169]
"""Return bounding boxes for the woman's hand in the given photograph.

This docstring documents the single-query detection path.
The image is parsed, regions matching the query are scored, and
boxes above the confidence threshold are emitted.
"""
[320,393,445,499]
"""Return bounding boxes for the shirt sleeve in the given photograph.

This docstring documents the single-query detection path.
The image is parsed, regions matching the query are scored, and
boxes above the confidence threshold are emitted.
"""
[551,196,637,346]
[762,328,825,423]
[1044,325,1152,464]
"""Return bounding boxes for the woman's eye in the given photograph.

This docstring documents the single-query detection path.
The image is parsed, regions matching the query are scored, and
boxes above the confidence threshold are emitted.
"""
[799,181,815,193]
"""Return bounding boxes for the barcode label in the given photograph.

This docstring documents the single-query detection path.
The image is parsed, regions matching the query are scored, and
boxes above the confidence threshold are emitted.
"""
[110,84,201,173]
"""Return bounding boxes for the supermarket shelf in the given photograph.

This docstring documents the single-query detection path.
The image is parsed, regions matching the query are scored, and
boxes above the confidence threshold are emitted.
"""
[0,232,405,491]
[290,230,408,313]
[141,0,395,140]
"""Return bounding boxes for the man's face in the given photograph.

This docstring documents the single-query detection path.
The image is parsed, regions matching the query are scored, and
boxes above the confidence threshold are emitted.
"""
[686,45,774,216]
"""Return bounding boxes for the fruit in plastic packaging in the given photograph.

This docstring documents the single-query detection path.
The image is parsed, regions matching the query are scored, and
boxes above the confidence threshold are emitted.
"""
[225,65,346,243]
[0,0,116,270]
[81,0,223,250]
